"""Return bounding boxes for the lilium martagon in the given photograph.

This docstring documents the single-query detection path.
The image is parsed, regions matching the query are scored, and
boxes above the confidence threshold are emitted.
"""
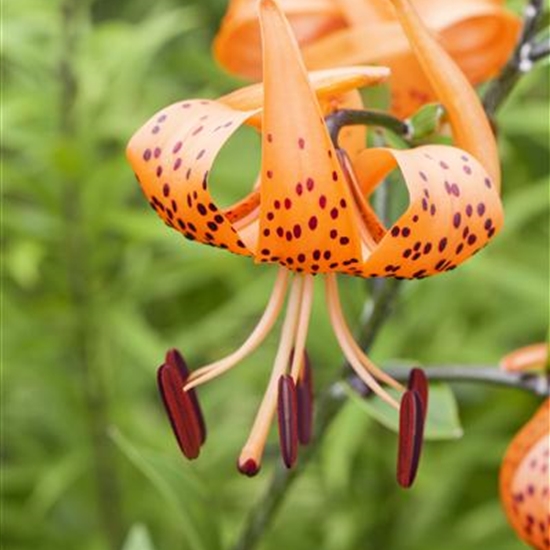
[126,0,503,488]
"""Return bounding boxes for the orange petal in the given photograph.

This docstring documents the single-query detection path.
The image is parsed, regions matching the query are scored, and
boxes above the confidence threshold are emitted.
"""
[220,65,389,129]
[214,0,346,80]
[383,0,502,189]
[500,344,550,373]
[351,144,503,278]
[303,3,520,118]
[126,100,260,255]
[256,0,362,273]
[500,399,550,550]
[215,0,519,125]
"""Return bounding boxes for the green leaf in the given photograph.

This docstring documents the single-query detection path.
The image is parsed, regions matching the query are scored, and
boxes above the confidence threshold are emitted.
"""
[109,427,220,550]
[121,524,157,550]
[407,103,445,142]
[345,382,463,440]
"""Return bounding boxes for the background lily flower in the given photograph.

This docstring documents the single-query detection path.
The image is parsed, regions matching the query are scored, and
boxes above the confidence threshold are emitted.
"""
[499,344,549,549]
[500,399,550,549]
[126,0,503,480]
[214,0,521,116]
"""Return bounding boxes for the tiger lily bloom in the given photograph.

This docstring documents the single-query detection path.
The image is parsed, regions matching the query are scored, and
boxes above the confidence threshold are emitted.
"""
[127,0,503,484]
[500,344,549,549]
[214,0,520,117]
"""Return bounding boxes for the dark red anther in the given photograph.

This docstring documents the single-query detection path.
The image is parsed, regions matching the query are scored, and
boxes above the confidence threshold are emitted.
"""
[157,352,203,460]
[237,458,260,477]
[397,389,425,488]
[297,352,314,445]
[165,348,206,444]
[277,375,299,468]
[407,367,429,419]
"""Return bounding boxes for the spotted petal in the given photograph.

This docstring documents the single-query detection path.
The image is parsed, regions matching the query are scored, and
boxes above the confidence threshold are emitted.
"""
[351,145,503,279]
[127,101,262,255]
[500,400,550,550]
[127,67,386,257]
[255,0,363,273]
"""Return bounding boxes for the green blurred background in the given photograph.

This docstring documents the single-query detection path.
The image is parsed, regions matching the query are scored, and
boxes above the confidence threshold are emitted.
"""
[2,0,549,549]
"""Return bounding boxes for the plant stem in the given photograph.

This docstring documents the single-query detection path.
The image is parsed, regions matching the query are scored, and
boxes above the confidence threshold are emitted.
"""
[231,278,401,550]
[60,2,124,548]
[483,0,548,116]
[528,37,550,63]
[326,109,410,147]
[348,365,550,397]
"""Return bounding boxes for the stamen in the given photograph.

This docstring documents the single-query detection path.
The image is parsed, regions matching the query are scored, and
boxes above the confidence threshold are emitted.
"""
[397,389,425,488]
[166,348,206,444]
[277,375,299,468]
[296,351,314,445]
[157,360,202,459]
[238,275,305,473]
[289,275,314,381]
[337,149,386,254]
[185,268,290,390]
[325,274,402,408]
[408,367,428,419]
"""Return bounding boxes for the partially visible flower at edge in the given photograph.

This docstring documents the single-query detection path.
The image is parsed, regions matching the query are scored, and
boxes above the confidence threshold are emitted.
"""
[126,0,503,486]
[499,343,550,550]
[214,0,521,117]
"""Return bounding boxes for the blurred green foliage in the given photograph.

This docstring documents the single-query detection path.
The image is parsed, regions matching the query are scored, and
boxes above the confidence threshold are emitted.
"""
[2,1,548,550]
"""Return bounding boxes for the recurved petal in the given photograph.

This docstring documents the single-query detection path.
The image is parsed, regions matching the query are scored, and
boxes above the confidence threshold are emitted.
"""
[127,100,260,256]
[500,343,549,373]
[353,144,503,279]
[255,0,362,272]
[213,0,345,80]
[500,400,550,550]
[220,65,389,129]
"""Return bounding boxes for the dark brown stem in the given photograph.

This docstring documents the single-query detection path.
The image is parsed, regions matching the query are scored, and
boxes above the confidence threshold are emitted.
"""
[326,109,410,147]
[483,0,548,116]
[348,365,550,397]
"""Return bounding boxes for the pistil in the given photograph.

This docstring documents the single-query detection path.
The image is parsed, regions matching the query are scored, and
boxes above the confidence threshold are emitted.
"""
[238,275,305,474]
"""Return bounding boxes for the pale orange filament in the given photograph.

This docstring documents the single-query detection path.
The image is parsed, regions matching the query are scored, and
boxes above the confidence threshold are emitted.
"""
[289,274,315,381]
[238,275,305,469]
[185,267,289,391]
[325,273,401,408]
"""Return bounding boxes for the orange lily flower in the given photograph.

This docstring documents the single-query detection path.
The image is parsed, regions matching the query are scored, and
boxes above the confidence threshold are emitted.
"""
[127,0,503,482]
[214,0,520,117]
[499,344,549,550]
